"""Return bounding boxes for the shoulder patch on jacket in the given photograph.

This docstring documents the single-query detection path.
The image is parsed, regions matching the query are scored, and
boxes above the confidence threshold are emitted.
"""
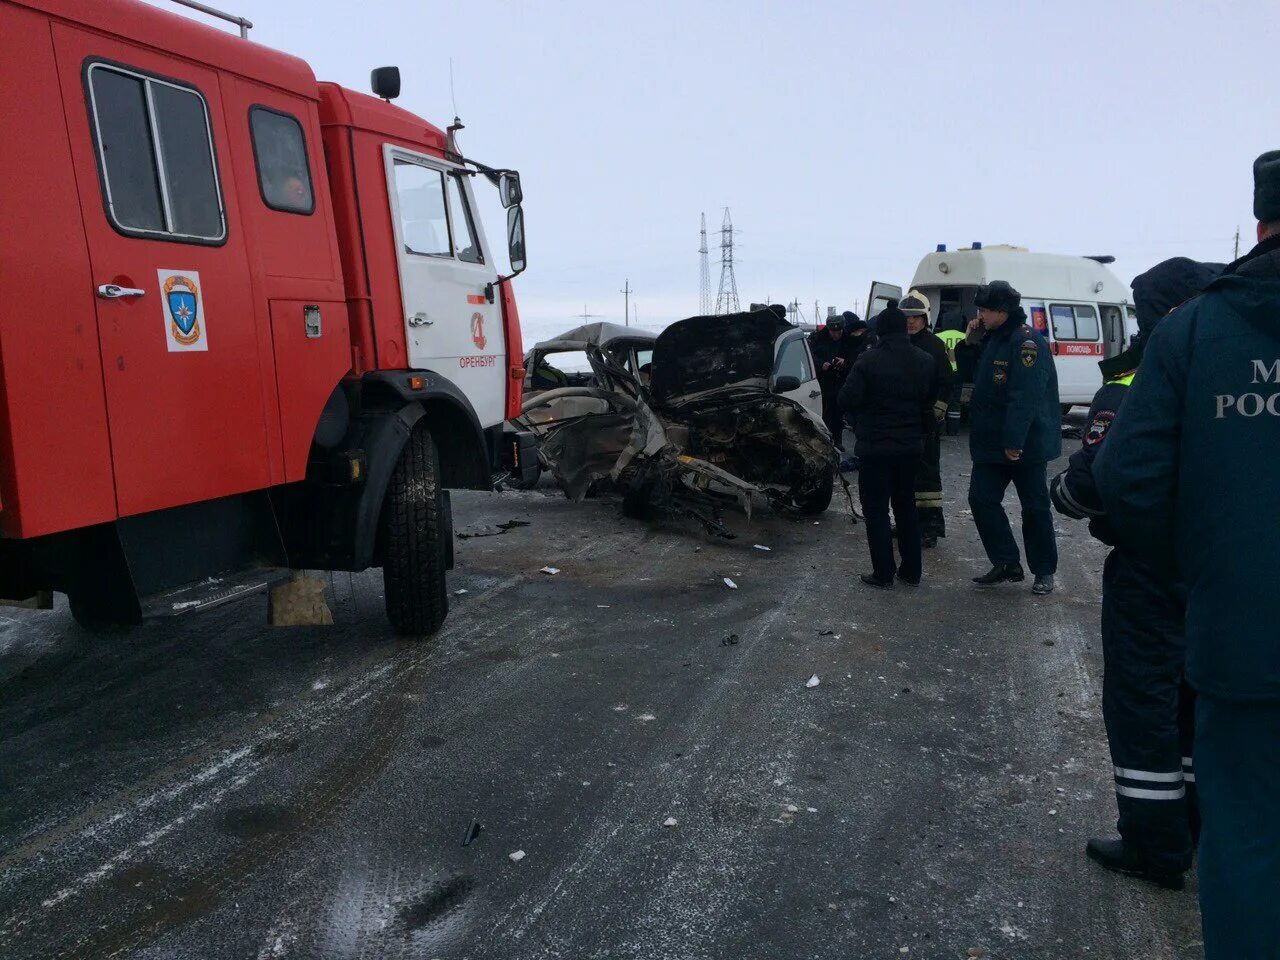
[1084,409,1115,446]
[1020,339,1039,368]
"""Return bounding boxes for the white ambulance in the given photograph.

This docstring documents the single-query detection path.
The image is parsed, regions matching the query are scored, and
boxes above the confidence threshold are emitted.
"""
[868,244,1137,407]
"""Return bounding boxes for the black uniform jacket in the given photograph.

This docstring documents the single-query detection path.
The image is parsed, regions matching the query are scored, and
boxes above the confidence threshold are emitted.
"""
[838,331,937,459]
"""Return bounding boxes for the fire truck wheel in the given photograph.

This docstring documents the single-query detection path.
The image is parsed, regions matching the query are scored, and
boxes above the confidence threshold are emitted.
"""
[381,423,449,636]
[794,473,834,514]
[68,593,141,633]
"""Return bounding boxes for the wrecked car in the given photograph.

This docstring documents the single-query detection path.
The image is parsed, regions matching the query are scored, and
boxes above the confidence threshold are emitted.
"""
[508,321,659,488]
[513,310,840,536]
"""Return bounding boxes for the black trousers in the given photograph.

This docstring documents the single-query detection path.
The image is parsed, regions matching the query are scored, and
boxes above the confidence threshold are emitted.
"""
[820,386,845,449]
[1101,548,1197,871]
[945,374,963,436]
[915,428,944,538]
[858,454,921,583]
[967,460,1057,575]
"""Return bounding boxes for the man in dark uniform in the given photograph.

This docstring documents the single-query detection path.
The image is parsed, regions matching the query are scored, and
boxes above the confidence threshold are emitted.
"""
[936,311,967,436]
[902,290,953,547]
[1095,151,1280,958]
[965,281,1061,595]
[807,312,856,448]
[1052,257,1222,890]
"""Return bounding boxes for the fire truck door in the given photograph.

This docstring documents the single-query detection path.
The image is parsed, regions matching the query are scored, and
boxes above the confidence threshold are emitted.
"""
[384,146,504,428]
[53,27,272,517]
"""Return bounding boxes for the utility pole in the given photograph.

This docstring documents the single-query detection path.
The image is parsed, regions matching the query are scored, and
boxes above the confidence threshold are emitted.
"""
[1235,225,1241,261]
[715,207,740,314]
[698,213,712,315]
[577,304,602,322]
[621,279,632,327]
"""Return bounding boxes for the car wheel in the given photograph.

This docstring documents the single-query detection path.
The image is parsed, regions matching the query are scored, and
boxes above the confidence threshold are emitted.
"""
[381,423,449,637]
[794,473,834,514]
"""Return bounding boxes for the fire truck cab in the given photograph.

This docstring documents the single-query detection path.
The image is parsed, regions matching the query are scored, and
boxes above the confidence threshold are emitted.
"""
[0,0,528,634]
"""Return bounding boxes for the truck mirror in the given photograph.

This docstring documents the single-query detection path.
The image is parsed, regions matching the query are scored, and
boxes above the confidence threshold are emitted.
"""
[370,66,400,101]
[507,205,526,275]
[773,375,801,393]
[498,171,522,209]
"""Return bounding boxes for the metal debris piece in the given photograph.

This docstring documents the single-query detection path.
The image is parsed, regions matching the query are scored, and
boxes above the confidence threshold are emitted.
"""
[753,544,771,551]
[723,577,738,589]
[721,633,740,646]
[805,675,821,689]
[462,820,482,847]
[454,588,469,595]
[539,566,560,575]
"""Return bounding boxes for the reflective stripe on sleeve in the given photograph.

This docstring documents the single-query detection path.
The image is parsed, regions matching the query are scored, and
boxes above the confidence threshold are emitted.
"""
[1056,476,1103,518]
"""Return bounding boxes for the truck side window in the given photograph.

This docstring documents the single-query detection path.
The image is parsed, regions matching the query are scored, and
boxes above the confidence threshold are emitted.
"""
[1049,303,1101,341]
[86,63,226,243]
[447,174,483,264]
[249,107,314,214]
[393,161,451,257]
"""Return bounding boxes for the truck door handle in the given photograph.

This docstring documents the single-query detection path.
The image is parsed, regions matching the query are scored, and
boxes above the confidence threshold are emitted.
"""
[97,284,146,299]
[408,312,434,327]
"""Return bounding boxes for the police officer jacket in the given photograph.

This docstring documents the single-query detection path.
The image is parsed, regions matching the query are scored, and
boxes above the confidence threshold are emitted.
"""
[1049,357,1135,544]
[968,312,1062,464]
[1095,235,1280,702]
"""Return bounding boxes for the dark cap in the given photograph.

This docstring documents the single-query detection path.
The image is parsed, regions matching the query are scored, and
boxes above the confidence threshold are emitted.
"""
[825,313,845,330]
[1131,257,1224,339]
[1255,151,1280,223]
[974,280,1021,313]
[874,301,907,337]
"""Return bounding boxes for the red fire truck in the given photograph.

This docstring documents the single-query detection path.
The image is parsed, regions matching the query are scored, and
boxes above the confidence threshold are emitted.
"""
[0,0,532,634]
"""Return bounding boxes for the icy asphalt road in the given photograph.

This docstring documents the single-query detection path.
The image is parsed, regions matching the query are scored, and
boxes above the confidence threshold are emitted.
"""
[0,437,1203,959]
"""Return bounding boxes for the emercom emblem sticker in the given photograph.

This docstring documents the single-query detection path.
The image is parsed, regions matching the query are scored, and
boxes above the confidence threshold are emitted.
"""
[158,269,208,352]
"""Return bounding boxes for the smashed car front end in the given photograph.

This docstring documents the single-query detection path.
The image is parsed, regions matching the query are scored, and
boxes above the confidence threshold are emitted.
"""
[531,310,839,535]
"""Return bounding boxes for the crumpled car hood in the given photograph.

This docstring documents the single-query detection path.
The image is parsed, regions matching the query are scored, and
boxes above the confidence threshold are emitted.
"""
[648,311,792,407]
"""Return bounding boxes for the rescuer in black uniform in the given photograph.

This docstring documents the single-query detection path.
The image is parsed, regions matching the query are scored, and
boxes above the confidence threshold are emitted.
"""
[807,312,857,448]
[1095,151,1280,957]
[965,281,1061,595]
[935,310,967,436]
[1051,257,1222,890]
[901,290,953,547]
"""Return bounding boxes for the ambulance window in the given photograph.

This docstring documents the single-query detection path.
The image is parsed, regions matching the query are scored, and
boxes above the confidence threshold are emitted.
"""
[1072,305,1100,340]
[393,161,451,257]
[1049,303,1100,341]
[86,63,225,243]
[249,107,314,214]
[447,175,483,264]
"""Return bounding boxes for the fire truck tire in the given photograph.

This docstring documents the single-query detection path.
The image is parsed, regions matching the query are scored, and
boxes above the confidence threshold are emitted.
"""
[68,593,141,633]
[794,473,834,514]
[381,423,449,636]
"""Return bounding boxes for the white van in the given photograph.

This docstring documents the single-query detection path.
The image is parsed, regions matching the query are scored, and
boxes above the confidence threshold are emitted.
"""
[867,245,1137,406]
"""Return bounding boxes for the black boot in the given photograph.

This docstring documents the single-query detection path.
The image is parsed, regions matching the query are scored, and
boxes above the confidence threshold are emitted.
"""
[860,573,894,589]
[921,536,938,550]
[1085,837,1185,891]
[972,564,1025,585]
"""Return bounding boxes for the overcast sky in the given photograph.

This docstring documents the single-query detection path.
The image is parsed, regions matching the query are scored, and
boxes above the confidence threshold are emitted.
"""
[151,0,1279,340]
